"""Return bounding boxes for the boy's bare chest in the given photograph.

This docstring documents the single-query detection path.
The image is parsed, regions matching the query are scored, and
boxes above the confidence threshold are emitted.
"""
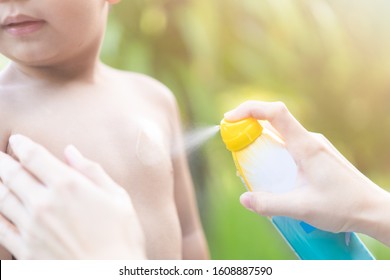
[2,87,182,258]
[5,94,175,206]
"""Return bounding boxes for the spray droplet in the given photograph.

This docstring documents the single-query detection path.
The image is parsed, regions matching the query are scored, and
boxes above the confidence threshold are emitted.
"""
[172,125,220,157]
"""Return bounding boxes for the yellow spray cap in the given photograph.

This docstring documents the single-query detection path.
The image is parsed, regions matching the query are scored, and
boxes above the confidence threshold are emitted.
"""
[220,118,263,152]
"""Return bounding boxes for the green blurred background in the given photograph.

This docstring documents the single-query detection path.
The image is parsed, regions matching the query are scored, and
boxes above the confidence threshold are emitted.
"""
[1,0,390,259]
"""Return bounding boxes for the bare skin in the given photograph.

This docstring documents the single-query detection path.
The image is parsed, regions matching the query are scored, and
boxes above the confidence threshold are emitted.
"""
[0,0,208,259]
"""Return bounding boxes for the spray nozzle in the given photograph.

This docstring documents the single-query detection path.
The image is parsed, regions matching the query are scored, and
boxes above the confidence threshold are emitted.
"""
[220,118,263,152]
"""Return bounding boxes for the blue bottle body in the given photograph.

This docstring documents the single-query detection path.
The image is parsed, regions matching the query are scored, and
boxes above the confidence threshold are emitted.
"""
[272,216,374,259]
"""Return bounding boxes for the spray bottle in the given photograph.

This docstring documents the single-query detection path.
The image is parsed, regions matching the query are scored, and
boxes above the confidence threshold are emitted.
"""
[220,117,374,260]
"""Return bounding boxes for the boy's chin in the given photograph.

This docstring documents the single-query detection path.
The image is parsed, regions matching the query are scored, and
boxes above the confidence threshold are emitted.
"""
[6,50,62,68]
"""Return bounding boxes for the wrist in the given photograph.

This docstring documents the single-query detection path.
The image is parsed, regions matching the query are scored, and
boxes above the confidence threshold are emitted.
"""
[352,183,390,246]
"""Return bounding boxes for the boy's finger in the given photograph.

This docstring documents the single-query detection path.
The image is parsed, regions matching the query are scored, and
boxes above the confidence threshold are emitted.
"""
[64,145,118,192]
[8,135,74,188]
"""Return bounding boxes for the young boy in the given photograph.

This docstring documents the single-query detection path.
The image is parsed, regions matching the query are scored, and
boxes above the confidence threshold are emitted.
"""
[0,0,209,259]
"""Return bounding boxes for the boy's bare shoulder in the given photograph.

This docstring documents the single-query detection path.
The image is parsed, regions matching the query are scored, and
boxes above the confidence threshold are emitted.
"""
[111,68,178,114]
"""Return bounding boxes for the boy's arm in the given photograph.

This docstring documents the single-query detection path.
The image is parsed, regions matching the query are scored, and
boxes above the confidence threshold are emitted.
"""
[169,98,209,260]
[133,73,209,259]
[0,131,13,259]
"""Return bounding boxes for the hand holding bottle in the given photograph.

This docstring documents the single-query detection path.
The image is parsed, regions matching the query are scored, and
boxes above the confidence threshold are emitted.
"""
[224,101,390,247]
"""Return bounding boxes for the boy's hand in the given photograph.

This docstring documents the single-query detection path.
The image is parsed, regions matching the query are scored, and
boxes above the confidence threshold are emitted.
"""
[0,135,146,259]
[225,101,390,246]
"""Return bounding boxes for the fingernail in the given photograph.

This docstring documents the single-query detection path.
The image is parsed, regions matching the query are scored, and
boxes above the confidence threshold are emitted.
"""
[64,145,83,165]
[240,192,254,212]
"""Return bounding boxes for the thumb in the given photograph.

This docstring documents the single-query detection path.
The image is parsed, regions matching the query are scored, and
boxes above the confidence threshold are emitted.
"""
[240,191,302,218]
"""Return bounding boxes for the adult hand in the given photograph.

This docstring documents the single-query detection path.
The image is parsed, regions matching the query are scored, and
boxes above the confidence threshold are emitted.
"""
[0,135,145,259]
[225,101,390,246]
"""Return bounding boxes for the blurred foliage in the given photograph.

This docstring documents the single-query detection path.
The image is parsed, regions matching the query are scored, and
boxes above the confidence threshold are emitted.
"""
[2,0,390,259]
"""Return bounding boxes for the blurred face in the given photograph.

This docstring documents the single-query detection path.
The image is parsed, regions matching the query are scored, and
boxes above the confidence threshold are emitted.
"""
[0,0,116,66]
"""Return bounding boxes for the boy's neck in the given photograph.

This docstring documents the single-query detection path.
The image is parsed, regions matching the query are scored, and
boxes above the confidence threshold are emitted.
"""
[7,58,106,86]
